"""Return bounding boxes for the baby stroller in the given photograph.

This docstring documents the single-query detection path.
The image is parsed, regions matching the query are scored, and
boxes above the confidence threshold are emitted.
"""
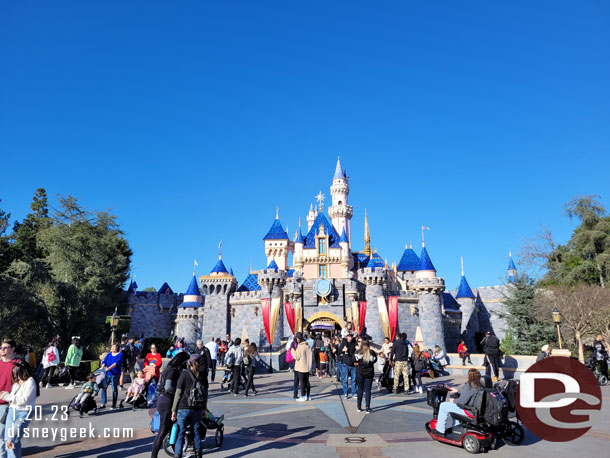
[220,368,246,392]
[163,413,225,457]
[585,355,609,386]
[68,394,97,417]
[377,362,394,392]
[119,380,152,411]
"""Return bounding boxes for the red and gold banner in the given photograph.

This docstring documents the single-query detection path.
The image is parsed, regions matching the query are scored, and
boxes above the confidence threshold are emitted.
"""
[359,301,367,335]
[388,296,398,342]
[261,298,271,344]
[351,301,359,335]
[377,297,391,340]
[284,301,295,335]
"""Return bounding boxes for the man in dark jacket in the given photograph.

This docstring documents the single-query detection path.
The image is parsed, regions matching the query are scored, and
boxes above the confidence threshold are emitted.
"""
[339,333,357,399]
[390,333,411,394]
[195,339,212,389]
[481,332,501,379]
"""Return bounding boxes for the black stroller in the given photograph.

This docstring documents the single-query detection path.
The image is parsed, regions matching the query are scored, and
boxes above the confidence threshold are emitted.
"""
[219,368,246,392]
[68,392,98,417]
[163,414,225,457]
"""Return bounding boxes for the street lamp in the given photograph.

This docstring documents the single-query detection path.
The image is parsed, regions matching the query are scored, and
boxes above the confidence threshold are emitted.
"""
[110,307,119,346]
[552,307,563,349]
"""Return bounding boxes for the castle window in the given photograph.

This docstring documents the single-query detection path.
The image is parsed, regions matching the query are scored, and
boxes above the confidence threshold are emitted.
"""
[319,265,327,278]
[319,239,326,255]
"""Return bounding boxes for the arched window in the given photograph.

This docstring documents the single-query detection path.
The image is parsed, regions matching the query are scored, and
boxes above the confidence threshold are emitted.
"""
[319,239,326,255]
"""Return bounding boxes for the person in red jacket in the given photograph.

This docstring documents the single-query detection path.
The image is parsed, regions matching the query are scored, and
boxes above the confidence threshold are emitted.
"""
[457,340,472,366]
[143,344,163,382]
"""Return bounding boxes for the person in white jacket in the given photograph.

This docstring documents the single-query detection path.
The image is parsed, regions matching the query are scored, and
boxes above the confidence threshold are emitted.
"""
[0,362,39,458]
[40,341,60,389]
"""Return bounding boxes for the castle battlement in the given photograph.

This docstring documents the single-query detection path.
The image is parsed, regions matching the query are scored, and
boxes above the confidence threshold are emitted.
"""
[409,276,446,293]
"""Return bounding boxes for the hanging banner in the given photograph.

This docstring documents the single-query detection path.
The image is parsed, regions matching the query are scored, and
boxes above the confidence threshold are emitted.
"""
[268,297,281,346]
[377,296,391,340]
[388,296,398,342]
[261,298,271,344]
[351,301,359,335]
[294,299,302,333]
[359,301,367,335]
[284,301,295,335]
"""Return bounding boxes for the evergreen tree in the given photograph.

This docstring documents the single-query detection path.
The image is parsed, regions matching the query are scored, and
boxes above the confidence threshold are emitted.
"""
[0,199,11,273]
[499,274,555,355]
[12,188,51,261]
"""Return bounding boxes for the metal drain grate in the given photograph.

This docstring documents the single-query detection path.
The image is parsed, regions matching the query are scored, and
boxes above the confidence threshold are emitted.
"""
[344,436,366,443]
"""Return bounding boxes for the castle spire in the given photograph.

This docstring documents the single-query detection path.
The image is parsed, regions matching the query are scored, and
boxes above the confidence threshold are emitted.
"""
[333,156,345,180]
[364,209,372,257]
[508,250,517,283]
[461,256,464,276]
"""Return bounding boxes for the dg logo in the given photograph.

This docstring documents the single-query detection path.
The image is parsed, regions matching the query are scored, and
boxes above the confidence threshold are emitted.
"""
[517,357,603,441]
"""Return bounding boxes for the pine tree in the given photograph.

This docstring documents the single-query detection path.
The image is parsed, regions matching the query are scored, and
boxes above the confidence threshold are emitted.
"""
[499,274,556,355]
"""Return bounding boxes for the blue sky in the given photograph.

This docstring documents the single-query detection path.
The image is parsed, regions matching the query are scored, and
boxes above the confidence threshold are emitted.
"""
[1,1,609,293]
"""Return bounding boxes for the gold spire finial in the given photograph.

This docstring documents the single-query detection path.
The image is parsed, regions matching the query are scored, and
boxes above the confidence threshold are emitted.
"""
[276,206,279,219]
[364,209,372,257]
[218,240,222,259]
[298,217,301,227]
[461,256,464,276]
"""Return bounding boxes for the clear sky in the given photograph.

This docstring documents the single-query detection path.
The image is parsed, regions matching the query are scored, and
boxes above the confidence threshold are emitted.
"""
[1,1,609,294]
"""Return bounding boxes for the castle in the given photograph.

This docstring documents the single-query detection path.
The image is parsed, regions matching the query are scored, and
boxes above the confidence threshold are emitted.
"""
[127,158,516,361]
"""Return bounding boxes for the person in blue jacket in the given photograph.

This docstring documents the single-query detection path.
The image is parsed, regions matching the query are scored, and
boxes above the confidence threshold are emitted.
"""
[100,344,123,409]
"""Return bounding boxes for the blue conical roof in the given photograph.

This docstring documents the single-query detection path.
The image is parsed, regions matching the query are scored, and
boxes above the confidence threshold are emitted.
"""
[508,256,516,270]
[339,227,349,243]
[304,213,341,248]
[263,219,289,240]
[366,256,377,271]
[211,258,229,274]
[295,228,304,244]
[456,275,475,299]
[267,260,279,271]
[229,267,234,277]
[179,275,202,308]
[417,247,436,271]
[158,282,173,294]
[397,247,420,271]
[333,157,347,179]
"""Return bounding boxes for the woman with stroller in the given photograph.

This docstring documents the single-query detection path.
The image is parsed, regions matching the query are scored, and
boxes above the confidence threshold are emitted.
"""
[40,340,60,389]
[0,361,39,458]
[243,343,260,397]
[100,344,123,409]
[432,369,483,436]
[65,337,83,389]
[151,351,189,458]
[171,354,206,458]
[354,341,377,413]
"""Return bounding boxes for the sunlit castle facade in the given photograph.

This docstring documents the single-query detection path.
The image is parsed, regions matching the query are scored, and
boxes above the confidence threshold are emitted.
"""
[127,158,515,363]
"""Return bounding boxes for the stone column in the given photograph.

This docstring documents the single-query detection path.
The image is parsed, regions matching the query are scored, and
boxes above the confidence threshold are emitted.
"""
[412,277,446,350]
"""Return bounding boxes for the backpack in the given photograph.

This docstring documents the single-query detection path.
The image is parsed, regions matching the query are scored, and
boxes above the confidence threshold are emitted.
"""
[186,370,207,408]
[225,350,236,368]
[483,389,508,426]
[286,349,294,364]
[121,344,132,364]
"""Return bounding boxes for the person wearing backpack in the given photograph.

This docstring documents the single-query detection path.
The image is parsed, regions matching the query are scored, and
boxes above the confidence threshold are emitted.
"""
[151,352,189,458]
[171,354,206,458]
[224,338,243,396]
[243,343,261,397]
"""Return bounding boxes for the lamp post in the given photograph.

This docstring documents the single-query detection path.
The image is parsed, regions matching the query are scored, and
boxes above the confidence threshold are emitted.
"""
[552,307,563,349]
[110,307,119,346]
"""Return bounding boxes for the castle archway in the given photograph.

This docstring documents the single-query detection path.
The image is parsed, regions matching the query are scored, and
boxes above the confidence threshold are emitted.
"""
[303,311,345,333]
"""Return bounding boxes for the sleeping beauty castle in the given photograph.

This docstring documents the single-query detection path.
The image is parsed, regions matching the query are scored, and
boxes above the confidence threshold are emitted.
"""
[127,158,516,363]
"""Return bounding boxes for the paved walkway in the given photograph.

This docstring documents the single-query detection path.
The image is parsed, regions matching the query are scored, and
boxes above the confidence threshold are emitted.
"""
[22,371,610,457]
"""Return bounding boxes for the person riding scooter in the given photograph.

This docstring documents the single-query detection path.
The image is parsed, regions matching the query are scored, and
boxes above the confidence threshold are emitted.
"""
[432,368,482,435]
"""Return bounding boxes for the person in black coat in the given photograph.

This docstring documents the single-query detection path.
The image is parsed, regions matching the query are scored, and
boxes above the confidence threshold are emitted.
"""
[354,341,377,412]
[339,333,357,398]
[481,331,501,378]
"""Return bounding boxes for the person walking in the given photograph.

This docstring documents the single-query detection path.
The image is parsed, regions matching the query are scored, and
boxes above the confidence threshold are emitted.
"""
[171,354,206,458]
[243,343,260,397]
[286,336,300,398]
[0,361,39,458]
[65,337,83,389]
[332,336,342,383]
[0,339,18,457]
[457,340,472,365]
[481,332,501,380]
[194,340,212,390]
[313,334,323,377]
[150,352,190,458]
[100,344,123,409]
[40,340,60,389]
[593,335,608,376]
[205,337,219,382]
[354,341,377,413]
[410,344,426,394]
[225,338,243,396]
[291,333,313,402]
[390,333,410,394]
[119,337,137,390]
[339,333,357,399]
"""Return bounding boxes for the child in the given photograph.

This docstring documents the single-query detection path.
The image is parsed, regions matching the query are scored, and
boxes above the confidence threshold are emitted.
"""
[72,373,99,410]
[319,347,328,378]
[123,370,146,404]
[203,409,224,428]
[375,351,386,390]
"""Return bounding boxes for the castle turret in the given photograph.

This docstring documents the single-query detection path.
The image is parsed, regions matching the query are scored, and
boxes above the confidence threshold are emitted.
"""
[263,209,291,271]
[412,240,446,349]
[175,272,203,348]
[328,157,353,248]
[507,251,517,283]
[199,253,237,342]
[456,257,477,351]
[339,227,349,274]
[294,220,305,271]
[306,203,317,231]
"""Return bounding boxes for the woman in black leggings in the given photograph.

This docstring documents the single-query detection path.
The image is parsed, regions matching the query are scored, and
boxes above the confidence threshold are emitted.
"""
[243,343,260,396]
[151,351,189,458]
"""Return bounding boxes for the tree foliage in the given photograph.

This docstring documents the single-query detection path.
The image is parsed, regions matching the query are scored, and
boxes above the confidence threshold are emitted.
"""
[498,274,555,355]
[0,190,132,357]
